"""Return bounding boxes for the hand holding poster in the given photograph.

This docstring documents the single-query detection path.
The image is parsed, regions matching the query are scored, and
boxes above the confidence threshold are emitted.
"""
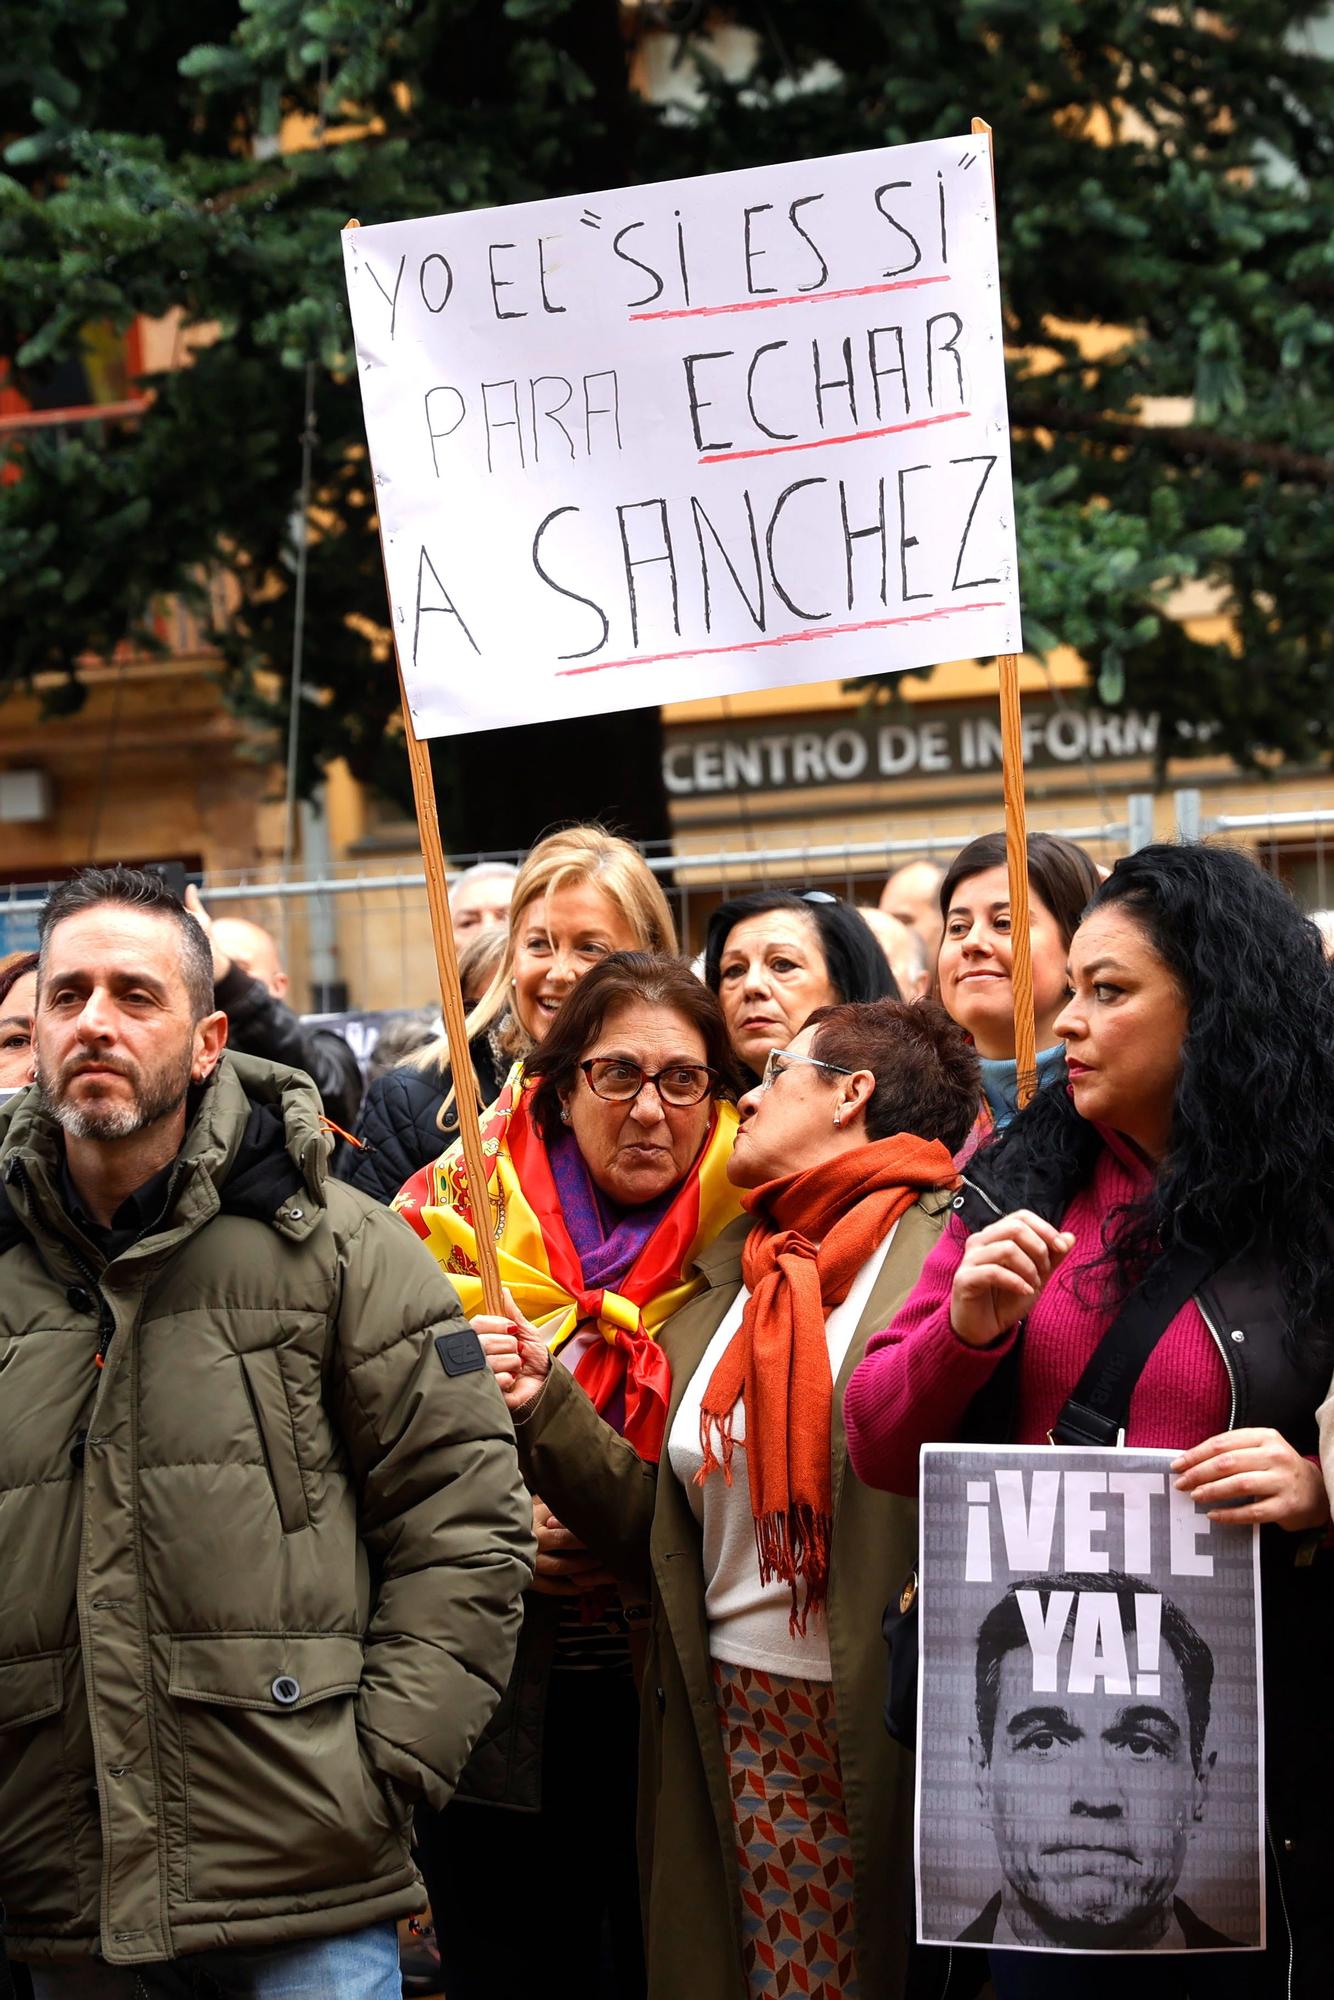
[916,1445,1264,1955]
[342,134,1021,737]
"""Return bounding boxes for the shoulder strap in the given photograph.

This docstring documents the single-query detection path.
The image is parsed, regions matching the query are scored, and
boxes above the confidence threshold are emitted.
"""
[1050,1242,1216,1446]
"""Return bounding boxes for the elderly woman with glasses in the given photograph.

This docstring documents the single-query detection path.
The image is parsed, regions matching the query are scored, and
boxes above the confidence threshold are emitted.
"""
[480,998,979,2000]
[397,952,744,2000]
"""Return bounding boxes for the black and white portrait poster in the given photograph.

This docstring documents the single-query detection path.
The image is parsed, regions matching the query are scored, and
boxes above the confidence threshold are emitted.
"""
[915,1444,1264,1955]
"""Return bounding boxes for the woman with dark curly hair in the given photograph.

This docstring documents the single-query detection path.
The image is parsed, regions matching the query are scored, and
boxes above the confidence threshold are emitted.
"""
[845,843,1334,1998]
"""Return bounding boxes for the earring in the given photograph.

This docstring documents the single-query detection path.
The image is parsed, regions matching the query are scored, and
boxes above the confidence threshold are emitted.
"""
[560,1105,571,1124]
[833,1108,842,1128]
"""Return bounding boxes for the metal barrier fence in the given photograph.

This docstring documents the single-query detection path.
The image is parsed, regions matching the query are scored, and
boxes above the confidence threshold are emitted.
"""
[6,791,1334,1011]
[173,814,1137,1011]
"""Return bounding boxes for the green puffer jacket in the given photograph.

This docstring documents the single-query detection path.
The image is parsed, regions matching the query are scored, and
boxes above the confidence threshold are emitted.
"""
[0,1052,535,1969]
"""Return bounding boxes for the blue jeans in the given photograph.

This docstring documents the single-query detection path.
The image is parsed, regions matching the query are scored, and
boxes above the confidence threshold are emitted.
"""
[27,1922,400,1999]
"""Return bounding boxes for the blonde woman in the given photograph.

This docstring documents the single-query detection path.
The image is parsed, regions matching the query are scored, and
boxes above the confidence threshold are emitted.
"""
[339,826,676,1204]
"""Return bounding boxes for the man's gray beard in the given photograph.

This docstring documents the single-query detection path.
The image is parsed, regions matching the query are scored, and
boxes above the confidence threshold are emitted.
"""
[38,1048,194,1142]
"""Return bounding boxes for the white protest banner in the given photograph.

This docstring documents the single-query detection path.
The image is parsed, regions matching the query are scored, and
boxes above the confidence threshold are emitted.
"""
[916,1444,1264,1956]
[342,134,1021,738]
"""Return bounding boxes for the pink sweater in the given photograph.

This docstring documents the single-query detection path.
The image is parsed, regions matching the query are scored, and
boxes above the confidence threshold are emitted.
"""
[843,1134,1231,1496]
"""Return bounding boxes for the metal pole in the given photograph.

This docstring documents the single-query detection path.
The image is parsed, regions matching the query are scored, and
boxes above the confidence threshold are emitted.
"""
[281,359,318,886]
[1126,792,1154,852]
[1174,789,1203,842]
[279,54,329,937]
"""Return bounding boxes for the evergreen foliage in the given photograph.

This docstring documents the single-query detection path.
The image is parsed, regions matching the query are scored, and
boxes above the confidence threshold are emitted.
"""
[2,1,1332,840]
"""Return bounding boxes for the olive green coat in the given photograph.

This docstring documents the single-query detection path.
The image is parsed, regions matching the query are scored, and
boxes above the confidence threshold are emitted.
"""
[517,1193,951,2000]
[0,1053,534,1969]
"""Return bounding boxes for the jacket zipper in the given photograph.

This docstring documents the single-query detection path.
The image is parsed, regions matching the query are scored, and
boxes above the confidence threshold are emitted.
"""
[68,1239,115,1368]
[1265,1826,1296,1998]
[1200,1297,1292,1985]
[1194,1292,1239,1428]
[958,1173,1003,1219]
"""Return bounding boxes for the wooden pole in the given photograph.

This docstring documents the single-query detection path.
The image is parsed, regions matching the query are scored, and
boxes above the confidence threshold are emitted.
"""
[393,666,506,1317]
[345,219,504,1316]
[996,653,1038,1106]
[971,118,1038,1107]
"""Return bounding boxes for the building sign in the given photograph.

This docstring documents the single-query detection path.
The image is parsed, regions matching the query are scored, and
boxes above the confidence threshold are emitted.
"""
[662,700,1159,797]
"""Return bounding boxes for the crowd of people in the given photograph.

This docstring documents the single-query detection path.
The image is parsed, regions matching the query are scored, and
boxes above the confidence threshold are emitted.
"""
[2,826,1334,2000]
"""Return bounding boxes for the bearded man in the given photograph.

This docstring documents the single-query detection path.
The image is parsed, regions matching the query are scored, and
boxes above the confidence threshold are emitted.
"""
[0,865,534,1998]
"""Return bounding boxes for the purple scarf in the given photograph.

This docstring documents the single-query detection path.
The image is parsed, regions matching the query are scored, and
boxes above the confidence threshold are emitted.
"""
[548,1126,676,1293]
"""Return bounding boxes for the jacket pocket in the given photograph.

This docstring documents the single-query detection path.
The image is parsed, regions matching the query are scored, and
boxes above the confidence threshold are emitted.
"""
[0,1652,79,1923]
[0,1653,62,1730]
[168,1634,408,1904]
[168,1633,362,1711]
[239,1347,310,1533]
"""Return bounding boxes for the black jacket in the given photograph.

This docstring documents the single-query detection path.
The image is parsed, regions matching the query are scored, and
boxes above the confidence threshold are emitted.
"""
[215,963,363,1135]
[449,1592,559,1812]
[1,1939,32,2000]
[338,1037,504,1207]
[957,1891,1237,1951]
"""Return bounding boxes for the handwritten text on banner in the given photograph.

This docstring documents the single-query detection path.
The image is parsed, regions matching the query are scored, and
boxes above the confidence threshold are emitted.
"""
[342,134,1022,738]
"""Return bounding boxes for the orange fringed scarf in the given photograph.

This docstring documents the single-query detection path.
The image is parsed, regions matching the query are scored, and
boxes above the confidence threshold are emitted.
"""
[696,1135,959,1632]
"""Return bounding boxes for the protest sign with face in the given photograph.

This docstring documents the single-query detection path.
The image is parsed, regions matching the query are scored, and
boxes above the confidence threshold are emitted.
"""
[915,1444,1264,1955]
[342,133,1021,738]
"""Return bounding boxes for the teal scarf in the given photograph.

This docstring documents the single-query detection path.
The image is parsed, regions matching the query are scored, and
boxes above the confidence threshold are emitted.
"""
[978,1043,1066,1129]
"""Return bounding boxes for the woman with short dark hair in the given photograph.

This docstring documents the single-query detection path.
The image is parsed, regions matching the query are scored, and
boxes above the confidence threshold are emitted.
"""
[846,843,1334,1997]
[479,996,977,2000]
[704,887,897,1083]
[936,830,1100,1153]
[397,952,743,2000]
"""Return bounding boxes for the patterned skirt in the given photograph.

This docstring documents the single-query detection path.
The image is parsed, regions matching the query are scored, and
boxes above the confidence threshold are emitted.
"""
[712,1659,862,2000]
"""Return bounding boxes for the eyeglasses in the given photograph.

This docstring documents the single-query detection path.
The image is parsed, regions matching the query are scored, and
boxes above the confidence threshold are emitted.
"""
[757,1047,854,1094]
[580,1058,719,1108]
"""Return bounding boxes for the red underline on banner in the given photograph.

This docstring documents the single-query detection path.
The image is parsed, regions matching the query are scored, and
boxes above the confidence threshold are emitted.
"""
[554,602,1007,678]
[700,408,972,464]
[628,274,952,322]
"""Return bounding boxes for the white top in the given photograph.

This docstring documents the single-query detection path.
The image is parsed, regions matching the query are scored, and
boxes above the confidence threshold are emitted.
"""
[666,1230,897,1681]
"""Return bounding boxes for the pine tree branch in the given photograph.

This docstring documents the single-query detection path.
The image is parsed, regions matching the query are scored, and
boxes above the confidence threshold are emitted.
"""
[1011,399,1334,487]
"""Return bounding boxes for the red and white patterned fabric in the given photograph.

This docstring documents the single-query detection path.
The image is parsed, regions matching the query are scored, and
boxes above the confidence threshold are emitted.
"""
[712,1660,861,1999]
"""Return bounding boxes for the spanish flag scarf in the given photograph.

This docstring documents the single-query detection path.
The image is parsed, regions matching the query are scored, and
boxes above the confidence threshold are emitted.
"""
[696,1134,958,1631]
[395,1065,743,1461]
